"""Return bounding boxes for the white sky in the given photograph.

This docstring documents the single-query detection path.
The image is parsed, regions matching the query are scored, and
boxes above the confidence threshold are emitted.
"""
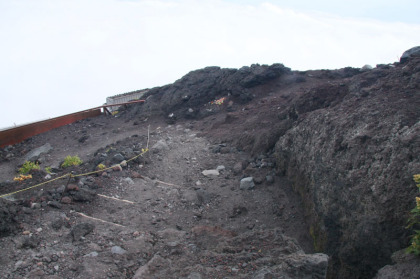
[0,0,419,129]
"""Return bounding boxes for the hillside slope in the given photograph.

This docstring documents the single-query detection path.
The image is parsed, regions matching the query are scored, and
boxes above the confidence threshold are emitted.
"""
[125,56,420,278]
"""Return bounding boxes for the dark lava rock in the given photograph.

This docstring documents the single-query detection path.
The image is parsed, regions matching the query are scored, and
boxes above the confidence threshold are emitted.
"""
[70,188,96,202]
[400,46,420,63]
[274,58,420,278]
[47,201,62,209]
[123,63,290,120]
[20,236,40,249]
[0,199,18,237]
[70,223,95,241]
[78,135,89,143]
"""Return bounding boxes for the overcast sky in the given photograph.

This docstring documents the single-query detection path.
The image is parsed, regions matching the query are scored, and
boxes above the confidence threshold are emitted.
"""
[1,0,419,129]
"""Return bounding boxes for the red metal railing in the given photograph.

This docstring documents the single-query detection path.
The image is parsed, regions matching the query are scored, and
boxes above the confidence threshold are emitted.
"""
[0,100,145,148]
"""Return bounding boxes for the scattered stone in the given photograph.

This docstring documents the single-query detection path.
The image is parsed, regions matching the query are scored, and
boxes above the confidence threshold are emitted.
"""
[66,184,79,191]
[51,218,63,230]
[216,165,225,171]
[70,223,95,241]
[71,188,95,202]
[123,177,134,185]
[78,135,89,143]
[112,153,125,163]
[56,185,66,194]
[112,165,123,172]
[20,236,40,249]
[233,162,244,175]
[196,189,212,205]
[22,230,30,235]
[31,203,41,209]
[240,177,255,190]
[361,64,373,71]
[111,246,127,255]
[151,140,169,154]
[254,176,264,184]
[202,169,219,177]
[47,201,62,209]
[266,175,274,184]
[131,171,144,179]
[23,143,53,163]
[61,196,72,204]
[120,160,127,167]
[84,251,98,257]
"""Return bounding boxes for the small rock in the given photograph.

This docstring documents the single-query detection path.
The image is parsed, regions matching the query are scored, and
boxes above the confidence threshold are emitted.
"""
[233,162,245,175]
[51,218,63,230]
[196,189,212,205]
[66,184,79,191]
[84,251,99,257]
[111,246,127,255]
[120,160,127,167]
[70,223,95,241]
[151,140,169,154]
[123,177,134,185]
[22,230,31,235]
[240,177,255,190]
[202,169,219,177]
[31,203,41,209]
[56,185,66,194]
[112,153,125,163]
[48,201,62,209]
[266,175,274,184]
[131,171,144,179]
[112,165,123,172]
[61,196,72,204]
[71,188,95,202]
[254,176,264,184]
[216,165,226,171]
[20,236,40,249]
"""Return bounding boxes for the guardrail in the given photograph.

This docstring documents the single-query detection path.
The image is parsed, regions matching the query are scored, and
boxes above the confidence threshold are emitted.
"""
[0,100,145,148]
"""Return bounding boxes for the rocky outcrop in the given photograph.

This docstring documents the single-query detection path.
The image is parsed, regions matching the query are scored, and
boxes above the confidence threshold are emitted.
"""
[275,58,420,278]
[125,63,291,121]
[374,249,420,279]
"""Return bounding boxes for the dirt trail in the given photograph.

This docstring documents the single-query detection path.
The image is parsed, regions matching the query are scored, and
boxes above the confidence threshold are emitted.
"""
[0,116,317,278]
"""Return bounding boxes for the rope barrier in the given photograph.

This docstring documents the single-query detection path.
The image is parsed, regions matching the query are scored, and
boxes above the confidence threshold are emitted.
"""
[0,148,149,199]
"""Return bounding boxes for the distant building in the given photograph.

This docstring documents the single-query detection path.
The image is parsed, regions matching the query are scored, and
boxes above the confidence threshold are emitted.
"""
[106,89,149,112]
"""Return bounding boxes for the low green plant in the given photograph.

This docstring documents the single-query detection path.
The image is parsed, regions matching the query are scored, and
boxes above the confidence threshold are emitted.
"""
[61,155,83,168]
[45,166,52,174]
[97,163,106,170]
[406,174,420,255]
[19,161,40,174]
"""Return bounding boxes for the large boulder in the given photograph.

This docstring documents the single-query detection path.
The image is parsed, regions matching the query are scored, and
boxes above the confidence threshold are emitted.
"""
[400,46,420,63]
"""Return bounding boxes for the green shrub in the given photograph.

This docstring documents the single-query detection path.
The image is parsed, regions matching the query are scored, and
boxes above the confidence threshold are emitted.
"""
[45,166,52,174]
[61,156,83,168]
[19,161,40,174]
[407,174,420,255]
[97,163,106,170]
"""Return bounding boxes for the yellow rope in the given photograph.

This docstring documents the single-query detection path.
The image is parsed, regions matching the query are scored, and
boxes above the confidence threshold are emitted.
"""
[0,148,149,199]
[0,173,71,198]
